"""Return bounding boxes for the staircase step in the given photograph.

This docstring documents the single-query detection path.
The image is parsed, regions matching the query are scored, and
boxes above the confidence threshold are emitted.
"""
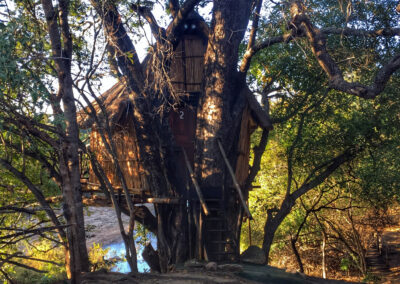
[208,251,237,255]
[205,217,225,221]
[204,198,222,202]
[210,240,235,244]
[207,229,229,232]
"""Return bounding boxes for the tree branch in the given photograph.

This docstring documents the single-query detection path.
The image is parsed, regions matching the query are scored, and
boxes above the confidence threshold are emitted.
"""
[0,159,66,242]
[244,129,269,192]
[166,0,202,45]
[290,1,400,99]
[291,148,358,201]
[240,0,263,75]
[91,0,144,91]
[243,26,400,79]
[131,4,166,40]
[169,0,180,18]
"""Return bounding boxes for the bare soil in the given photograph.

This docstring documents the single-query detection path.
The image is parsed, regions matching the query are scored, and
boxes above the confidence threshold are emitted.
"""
[80,265,357,284]
[84,206,130,247]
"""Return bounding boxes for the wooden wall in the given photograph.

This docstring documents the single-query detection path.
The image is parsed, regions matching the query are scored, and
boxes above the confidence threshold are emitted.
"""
[170,35,207,93]
[89,118,148,193]
[235,105,257,186]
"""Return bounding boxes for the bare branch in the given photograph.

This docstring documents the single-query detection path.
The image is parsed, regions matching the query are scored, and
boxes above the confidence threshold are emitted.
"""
[169,0,180,18]
[240,0,263,74]
[291,148,358,201]
[0,159,66,242]
[244,129,269,192]
[131,4,166,40]
[90,0,144,91]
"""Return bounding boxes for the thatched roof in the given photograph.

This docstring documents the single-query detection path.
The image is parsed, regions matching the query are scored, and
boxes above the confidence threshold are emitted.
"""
[78,81,273,131]
[78,9,272,132]
[77,81,131,130]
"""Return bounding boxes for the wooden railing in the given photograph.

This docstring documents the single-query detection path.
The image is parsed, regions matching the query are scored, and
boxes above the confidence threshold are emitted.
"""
[217,139,253,220]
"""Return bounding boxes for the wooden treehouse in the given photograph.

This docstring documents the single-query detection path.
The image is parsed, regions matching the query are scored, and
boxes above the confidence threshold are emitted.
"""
[79,13,265,262]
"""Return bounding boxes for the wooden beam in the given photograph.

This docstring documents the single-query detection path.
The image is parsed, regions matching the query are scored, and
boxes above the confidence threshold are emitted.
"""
[82,195,181,206]
[217,140,253,220]
[82,182,149,195]
[145,198,181,204]
[182,147,209,216]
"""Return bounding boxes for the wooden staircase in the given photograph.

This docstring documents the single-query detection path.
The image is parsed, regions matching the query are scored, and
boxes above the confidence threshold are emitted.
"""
[182,143,252,262]
[203,198,239,262]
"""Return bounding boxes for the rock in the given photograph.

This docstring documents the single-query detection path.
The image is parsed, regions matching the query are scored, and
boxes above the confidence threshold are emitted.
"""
[184,259,204,268]
[217,263,243,272]
[240,245,266,265]
[205,262,218,271]
[142,243,161,273]
[295,272,307,279]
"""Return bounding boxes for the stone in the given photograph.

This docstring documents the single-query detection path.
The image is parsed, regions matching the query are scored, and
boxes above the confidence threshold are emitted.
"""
[205,262,218,271]
[217,263,244,272]
[142,243,161,272]
[184,259,204,268]
[240,245,266,265]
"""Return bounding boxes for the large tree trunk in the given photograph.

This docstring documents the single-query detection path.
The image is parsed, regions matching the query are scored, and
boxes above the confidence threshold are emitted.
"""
[193,0,253,259]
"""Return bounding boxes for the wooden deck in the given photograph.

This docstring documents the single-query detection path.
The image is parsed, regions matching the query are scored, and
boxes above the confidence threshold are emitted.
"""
[81,179,182,206]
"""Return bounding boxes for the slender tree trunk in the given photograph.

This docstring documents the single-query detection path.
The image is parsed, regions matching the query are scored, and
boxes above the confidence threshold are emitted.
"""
[290,235,304,273]
[262,208,289,264]
[321,231,327,279]
[58,75,90,280]
[262,149,356,263]
[41,0,89,281]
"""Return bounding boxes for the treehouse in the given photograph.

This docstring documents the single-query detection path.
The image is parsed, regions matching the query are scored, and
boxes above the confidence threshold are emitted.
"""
[78,12,268,262]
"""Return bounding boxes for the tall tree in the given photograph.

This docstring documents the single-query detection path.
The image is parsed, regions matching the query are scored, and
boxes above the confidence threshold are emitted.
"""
[86,0,400,270]
[0,0,90,282]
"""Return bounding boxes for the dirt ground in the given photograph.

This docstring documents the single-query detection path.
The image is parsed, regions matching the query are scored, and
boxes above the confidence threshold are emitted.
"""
[84,206,130,247]
[80,265,357,284]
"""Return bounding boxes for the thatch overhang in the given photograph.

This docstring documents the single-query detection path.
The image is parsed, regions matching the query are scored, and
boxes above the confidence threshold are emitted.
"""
[77,81,129,130]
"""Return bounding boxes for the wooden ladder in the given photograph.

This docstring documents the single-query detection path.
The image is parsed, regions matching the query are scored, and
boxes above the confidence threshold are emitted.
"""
[203,197,239,262]
[182,143,252,262]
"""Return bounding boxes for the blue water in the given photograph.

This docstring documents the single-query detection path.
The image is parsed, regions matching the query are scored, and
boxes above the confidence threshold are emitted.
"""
[105,235,157,273]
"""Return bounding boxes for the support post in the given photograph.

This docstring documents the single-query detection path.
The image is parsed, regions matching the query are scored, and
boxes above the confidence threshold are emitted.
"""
[182,147,209,216]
